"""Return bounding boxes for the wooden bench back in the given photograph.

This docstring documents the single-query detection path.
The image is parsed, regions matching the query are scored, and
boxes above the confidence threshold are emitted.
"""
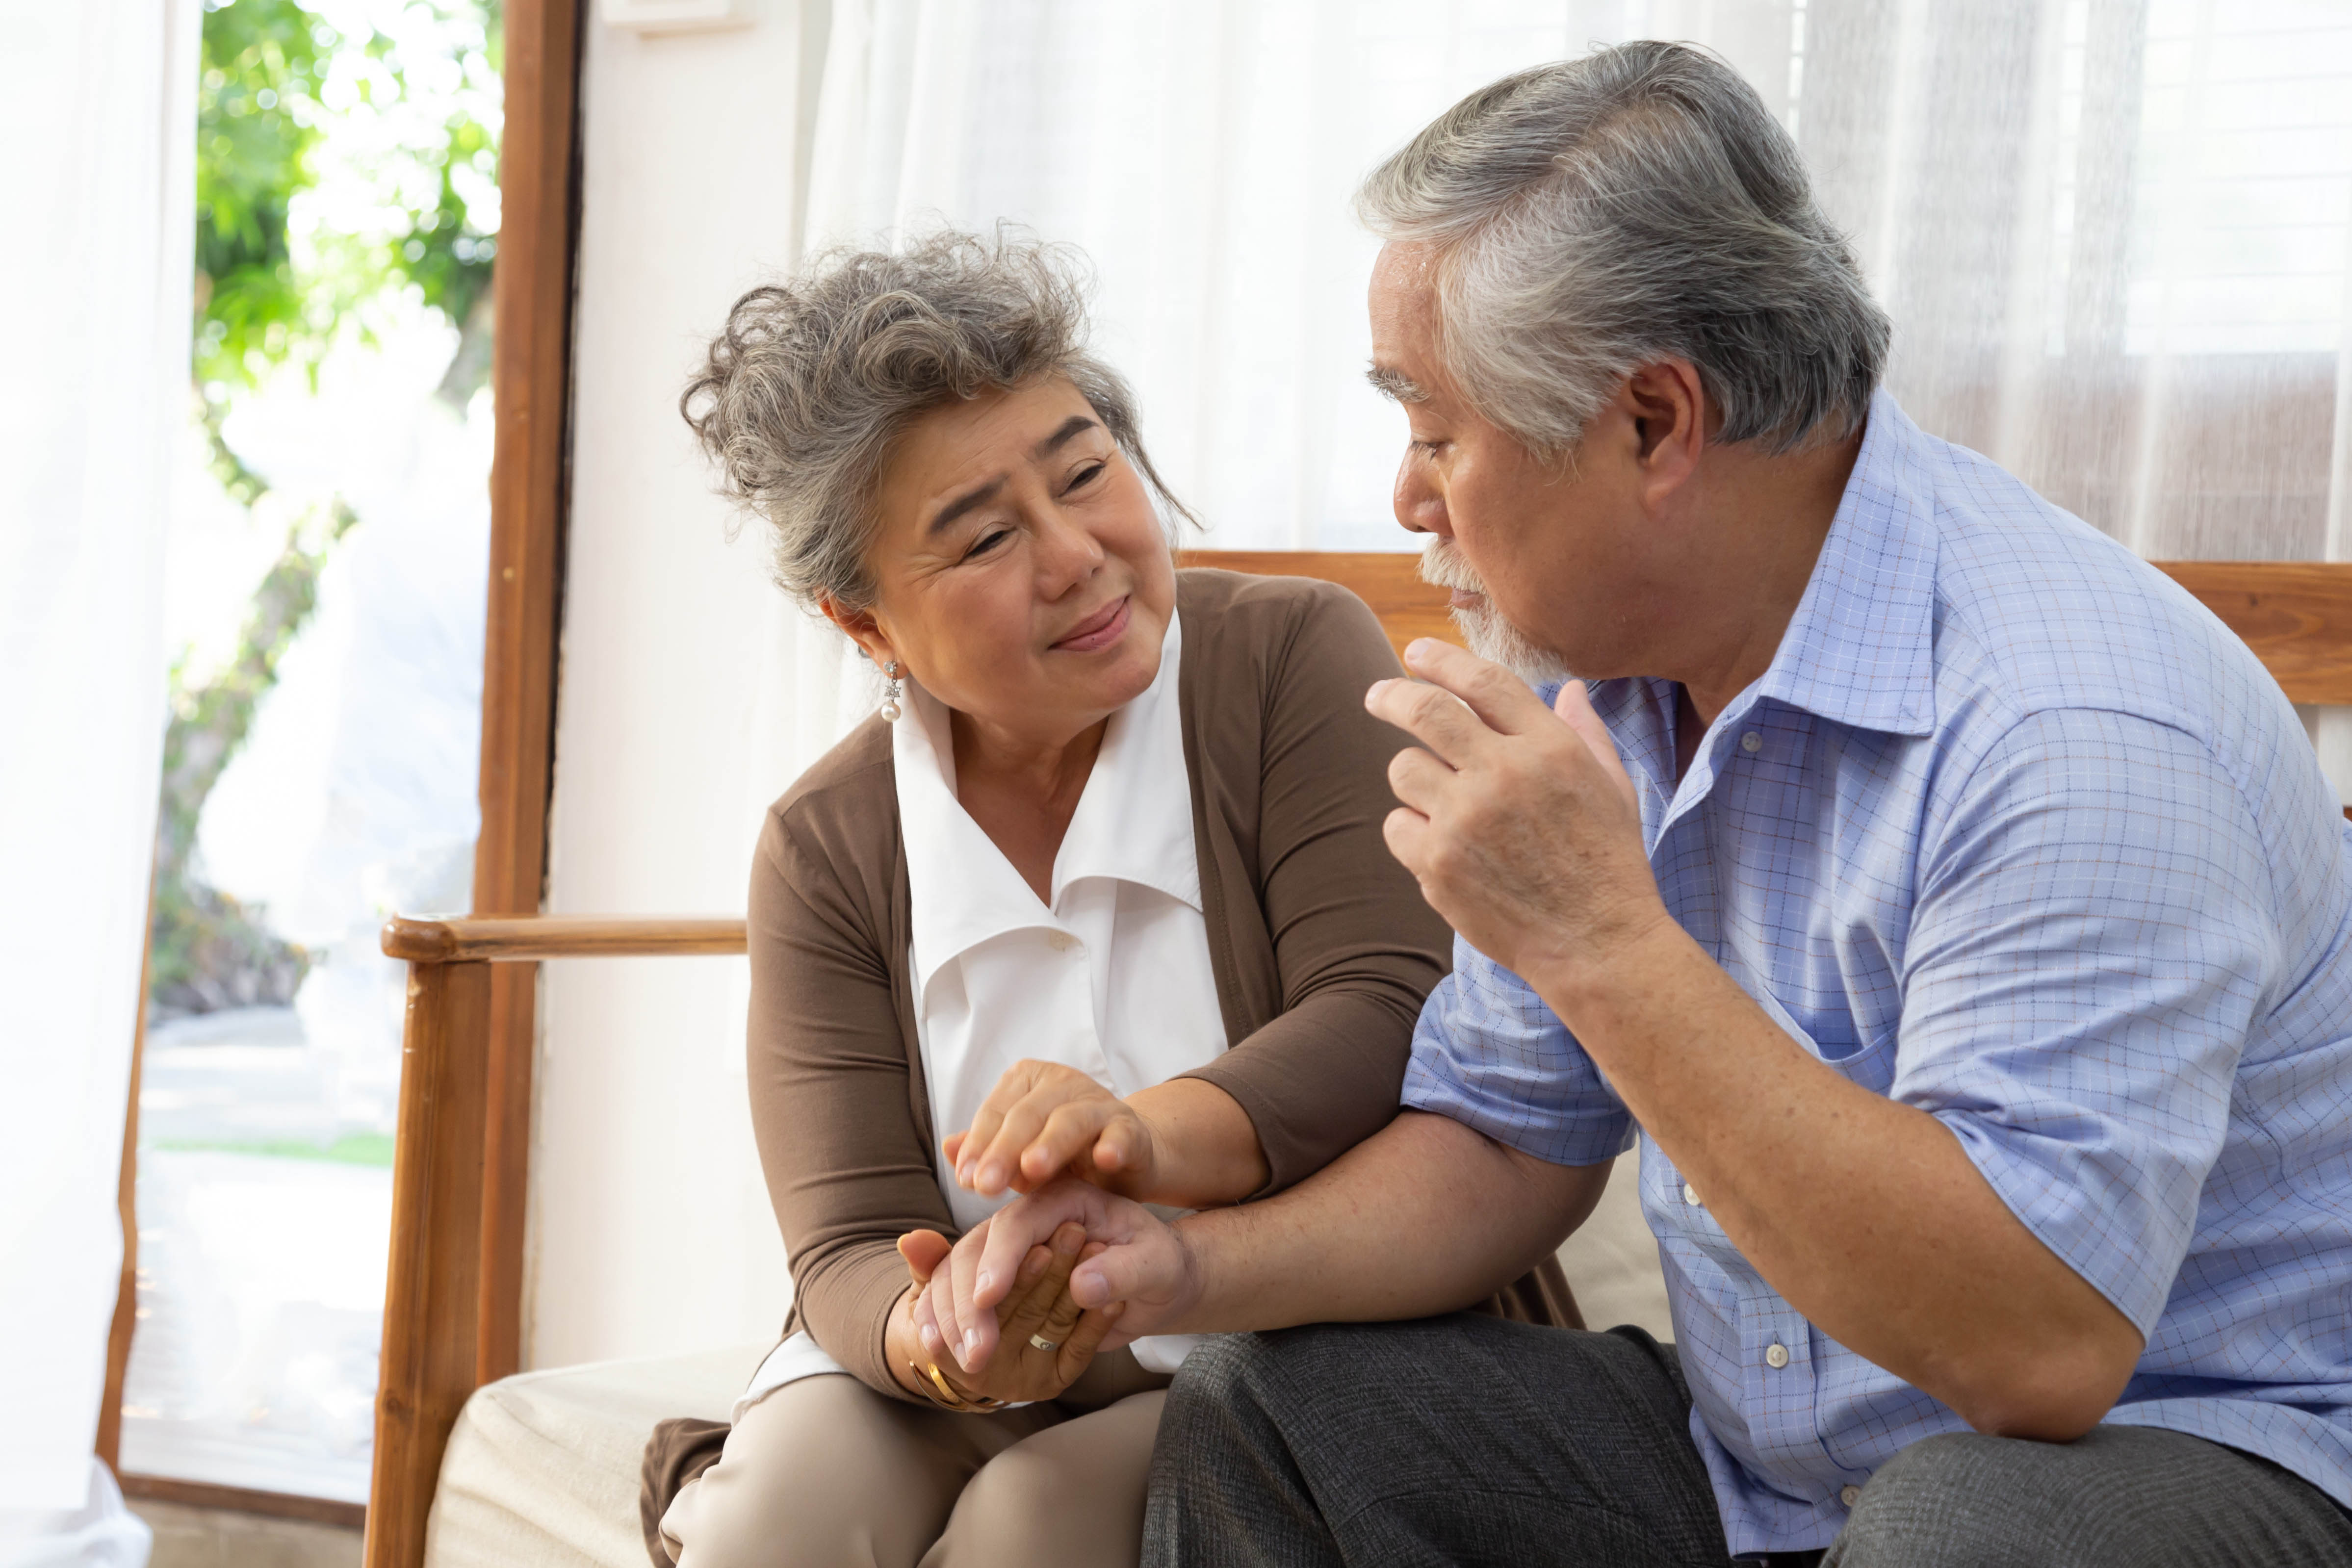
[1185,550,2352,705]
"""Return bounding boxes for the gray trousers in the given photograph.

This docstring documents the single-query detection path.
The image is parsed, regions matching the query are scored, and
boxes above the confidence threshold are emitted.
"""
[1142,1315,2352,1568]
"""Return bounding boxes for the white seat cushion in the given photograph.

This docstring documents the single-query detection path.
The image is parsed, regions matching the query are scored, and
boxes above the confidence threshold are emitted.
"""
[425,1344,765,1568]
[1554,1148,1674,1340]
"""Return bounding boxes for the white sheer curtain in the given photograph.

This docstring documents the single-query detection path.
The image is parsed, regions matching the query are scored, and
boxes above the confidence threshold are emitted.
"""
[792,0,2352,604]
[0,0,195,1557]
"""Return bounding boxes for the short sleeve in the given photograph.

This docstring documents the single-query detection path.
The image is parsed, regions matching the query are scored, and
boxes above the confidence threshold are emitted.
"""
[1401,934,1635,1167]
[1896,706,2278,1334]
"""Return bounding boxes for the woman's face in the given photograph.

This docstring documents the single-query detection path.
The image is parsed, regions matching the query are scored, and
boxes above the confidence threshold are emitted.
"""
[835,377,1177,750]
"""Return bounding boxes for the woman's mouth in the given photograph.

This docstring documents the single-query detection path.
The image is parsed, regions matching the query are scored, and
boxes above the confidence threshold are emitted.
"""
[1052,595,1132,653]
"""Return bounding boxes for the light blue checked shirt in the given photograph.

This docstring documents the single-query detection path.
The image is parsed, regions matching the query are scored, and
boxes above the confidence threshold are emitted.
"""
[1402,391,2352,1558]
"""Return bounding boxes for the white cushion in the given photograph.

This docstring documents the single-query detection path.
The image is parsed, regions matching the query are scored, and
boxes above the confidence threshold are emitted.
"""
[424,1344,764,1568]
[1554,1149,1674,1340]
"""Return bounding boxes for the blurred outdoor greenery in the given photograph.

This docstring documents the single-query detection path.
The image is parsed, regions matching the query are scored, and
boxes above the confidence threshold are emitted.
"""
[152,0,501,1019]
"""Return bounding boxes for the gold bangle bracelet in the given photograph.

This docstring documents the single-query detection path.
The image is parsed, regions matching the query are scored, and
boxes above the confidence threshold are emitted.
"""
[908,1358,1009,1414]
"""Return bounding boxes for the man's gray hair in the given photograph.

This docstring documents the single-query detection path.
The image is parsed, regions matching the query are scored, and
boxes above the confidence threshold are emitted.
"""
[682,230,1190,612]
[1357,41,1889,456]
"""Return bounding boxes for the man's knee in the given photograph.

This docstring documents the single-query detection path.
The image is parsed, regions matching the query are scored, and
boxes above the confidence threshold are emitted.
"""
[1163,1327,1365,1435]
[1829,1432,2051,1568]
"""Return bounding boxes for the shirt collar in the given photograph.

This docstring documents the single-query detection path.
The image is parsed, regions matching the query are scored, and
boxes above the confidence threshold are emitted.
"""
[1745,389,1940,739]
[895,610,1197,991]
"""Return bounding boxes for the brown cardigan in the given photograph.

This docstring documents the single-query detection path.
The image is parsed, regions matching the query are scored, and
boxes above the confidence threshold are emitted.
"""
[746,568,1580,1400]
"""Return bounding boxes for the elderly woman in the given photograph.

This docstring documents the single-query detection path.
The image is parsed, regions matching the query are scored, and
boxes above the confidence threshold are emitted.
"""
[644,233,1576,1568]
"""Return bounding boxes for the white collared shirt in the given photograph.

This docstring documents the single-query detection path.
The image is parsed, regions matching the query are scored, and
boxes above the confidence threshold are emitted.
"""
[738,612,1222,1417]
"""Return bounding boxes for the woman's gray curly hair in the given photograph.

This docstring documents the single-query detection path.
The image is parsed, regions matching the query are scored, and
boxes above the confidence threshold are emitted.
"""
[681,230,1192,614]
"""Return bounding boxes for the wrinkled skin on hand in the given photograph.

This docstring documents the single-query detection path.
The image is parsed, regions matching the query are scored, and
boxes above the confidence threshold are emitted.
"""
[898,1221,1125,1403]
[912,1181,1193,1377]
[942,1058,1160,1199]
[1365,639,1667,990]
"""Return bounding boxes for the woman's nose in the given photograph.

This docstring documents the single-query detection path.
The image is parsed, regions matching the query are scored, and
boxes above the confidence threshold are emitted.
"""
[1035,509,1106,589]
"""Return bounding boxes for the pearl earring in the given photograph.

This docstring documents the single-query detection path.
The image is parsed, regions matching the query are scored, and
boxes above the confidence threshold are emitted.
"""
[880,660,903,723]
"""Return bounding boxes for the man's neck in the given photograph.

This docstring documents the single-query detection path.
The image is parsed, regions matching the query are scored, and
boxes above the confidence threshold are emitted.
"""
[1673,424,1865,725]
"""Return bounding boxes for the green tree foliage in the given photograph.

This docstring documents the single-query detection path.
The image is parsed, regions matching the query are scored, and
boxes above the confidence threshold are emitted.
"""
[194,0,502,489]
[154,0,499,1019]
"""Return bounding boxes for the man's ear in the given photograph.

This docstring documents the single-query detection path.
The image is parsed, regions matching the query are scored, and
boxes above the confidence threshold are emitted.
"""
[820,595,896,669]
[1623,359,1708,504]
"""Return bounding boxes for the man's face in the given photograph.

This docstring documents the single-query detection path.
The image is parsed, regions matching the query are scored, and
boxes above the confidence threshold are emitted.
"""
[1367,242,1662,683]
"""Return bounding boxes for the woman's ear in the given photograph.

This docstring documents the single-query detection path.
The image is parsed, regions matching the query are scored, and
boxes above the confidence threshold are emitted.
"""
[820,595,896,670]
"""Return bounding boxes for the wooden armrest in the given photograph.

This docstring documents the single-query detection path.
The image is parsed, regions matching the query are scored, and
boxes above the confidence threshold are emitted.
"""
[365,911,747,1568]
[380,914,748,963]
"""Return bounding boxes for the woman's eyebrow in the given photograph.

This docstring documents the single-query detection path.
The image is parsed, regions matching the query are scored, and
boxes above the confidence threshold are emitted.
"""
[1032,415,1099,457]
[925,418,1099,534]
[927,476,1006,536]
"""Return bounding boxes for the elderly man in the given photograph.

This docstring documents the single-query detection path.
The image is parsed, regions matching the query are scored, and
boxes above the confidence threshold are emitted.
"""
[917,40,2352,1568]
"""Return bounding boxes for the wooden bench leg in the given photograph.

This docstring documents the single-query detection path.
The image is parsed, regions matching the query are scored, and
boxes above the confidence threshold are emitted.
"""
[364,958,491,1568]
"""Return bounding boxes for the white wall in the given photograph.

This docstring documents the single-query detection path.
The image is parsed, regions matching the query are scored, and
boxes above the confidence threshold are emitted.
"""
[528,0,833,1370]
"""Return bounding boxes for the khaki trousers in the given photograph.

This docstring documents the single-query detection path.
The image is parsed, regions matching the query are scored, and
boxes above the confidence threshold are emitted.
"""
[659,1361,1170,1568]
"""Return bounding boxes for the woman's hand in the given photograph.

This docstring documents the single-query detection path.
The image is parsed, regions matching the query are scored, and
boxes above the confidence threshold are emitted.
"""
[944,1059,1163,1199]
[895,1222,1125,1407]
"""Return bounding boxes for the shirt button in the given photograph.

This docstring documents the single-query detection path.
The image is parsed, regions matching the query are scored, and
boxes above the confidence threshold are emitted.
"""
[1682,1182,1702,1207]
[1740,730,1762,754]
[1764,1342,1791,1369]
[1840,1485,1862,1508]
[1048,932,1076,952]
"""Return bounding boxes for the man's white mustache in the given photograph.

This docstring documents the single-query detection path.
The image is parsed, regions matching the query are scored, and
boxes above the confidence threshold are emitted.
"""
[1414,540,1568,684]
[1419,540,1487,597]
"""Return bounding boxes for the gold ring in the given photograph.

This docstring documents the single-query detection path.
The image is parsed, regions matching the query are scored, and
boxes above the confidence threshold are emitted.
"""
[1028,1334,1061,1352]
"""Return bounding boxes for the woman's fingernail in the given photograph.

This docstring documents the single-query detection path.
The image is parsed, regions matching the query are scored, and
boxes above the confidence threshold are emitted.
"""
[920,1324,941,1355]
[975,1269,995,1298]
[978,1162,1004,1190]
[961,1332,980,1364]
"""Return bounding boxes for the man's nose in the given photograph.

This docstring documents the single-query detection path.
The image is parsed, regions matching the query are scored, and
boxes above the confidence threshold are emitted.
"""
[1393,452,1450,539]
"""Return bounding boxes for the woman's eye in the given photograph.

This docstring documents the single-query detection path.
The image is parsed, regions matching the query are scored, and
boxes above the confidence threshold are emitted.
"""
[1064,461,1106,494]
[965,529,1010,560]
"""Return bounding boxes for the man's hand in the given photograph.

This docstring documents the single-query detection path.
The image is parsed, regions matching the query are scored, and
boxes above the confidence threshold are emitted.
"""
[944,1059,1162,1198]
[1366,640,1666,992]
[913,1179,1199,1376]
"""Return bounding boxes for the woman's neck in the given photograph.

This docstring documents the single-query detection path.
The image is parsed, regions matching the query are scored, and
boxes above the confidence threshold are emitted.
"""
[948,710,1111,903]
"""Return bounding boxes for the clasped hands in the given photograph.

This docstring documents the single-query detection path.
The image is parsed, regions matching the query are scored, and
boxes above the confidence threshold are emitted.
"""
[907,639,1667,1385]
[896,1055,1165,1406]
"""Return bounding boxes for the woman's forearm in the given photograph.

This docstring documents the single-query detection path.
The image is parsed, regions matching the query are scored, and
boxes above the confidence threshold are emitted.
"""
[1123,1077,1270,1208]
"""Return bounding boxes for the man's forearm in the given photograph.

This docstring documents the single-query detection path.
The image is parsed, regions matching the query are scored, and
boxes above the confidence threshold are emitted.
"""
[1161,1109,1607,1335]
[1542,921,2142,1439]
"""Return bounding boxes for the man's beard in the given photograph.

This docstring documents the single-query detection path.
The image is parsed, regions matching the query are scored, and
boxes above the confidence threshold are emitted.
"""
[1419,540,1570,687]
